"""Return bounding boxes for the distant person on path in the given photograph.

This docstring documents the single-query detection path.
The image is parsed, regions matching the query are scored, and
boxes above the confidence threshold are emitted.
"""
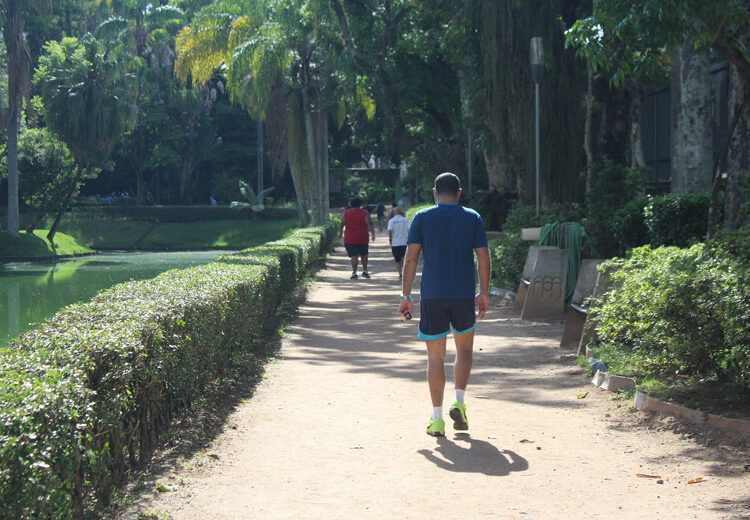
[376,202,386,231]
[340,197,376,279]
[399,172,490,437]
[387,207,409,279]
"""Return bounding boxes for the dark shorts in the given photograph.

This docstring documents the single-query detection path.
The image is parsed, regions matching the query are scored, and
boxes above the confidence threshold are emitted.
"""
[345,243,369,257]
[419,298,476,340]
[391,245,407,263]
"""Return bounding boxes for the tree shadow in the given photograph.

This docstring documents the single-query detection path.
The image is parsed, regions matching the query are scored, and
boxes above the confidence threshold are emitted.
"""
[417,434,529,476]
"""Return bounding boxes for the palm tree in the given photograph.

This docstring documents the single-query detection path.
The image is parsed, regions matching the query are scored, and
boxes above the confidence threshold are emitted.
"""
[175,0,336,225]
[96,0,185,204]
[35,34,137,241]
[1,0,49,237]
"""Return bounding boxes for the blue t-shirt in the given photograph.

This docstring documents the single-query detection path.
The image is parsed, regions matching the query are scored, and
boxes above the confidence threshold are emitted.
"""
[407,203,488,300]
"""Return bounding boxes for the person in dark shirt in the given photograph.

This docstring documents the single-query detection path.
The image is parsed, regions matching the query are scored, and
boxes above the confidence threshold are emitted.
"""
[399,172,491,437]
[376,202,386,231]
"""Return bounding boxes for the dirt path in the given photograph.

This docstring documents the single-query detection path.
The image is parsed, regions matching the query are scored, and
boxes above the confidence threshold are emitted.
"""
[130,234,750,520]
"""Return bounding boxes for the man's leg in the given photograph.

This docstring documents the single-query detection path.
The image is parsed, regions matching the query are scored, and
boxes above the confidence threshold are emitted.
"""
[453,330,474,391]
[395,261,402,278]
[426,337,447,408]
[350,255,358,273]
[361,255,368,272]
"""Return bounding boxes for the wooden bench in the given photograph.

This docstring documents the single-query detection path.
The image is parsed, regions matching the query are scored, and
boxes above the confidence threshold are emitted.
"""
[559,259,603,349]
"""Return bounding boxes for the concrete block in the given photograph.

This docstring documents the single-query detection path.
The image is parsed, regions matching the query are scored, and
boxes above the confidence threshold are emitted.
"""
[600,374,635,393]
[521,227,541,241]
[521,248,567,320]
[513,246,556,313]
[591,370,606,387]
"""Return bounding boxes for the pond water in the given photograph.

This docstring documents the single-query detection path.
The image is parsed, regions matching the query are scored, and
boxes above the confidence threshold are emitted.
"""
[0,250,231,346]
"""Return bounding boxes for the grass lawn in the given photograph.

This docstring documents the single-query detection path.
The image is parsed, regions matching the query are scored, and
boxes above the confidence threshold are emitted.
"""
[138,219,300,249]
[0,230,94,259]
[58,219,153,249]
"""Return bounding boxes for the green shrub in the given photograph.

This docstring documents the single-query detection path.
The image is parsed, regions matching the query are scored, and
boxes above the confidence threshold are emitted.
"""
[585,157,645,258]
[67,205,299,222]
[0,220,338,519]
[643,193,710,247]
[611,197,649,254]
[588,244,750,389]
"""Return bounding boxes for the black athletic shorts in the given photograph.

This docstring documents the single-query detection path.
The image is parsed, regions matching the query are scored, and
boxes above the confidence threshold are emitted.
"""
[391,245,407,263]
[418,298,476,340]
[345,243,369,257]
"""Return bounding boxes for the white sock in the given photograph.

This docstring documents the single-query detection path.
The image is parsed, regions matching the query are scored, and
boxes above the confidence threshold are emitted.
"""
[432,406,443,421]
[455,388,465,403]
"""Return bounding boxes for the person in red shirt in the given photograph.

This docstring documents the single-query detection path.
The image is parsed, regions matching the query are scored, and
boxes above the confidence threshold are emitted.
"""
[339,197,376,279]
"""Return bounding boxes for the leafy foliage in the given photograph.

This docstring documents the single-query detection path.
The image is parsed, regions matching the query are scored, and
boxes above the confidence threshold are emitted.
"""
[0,220,339,518]
[588,244,750,391]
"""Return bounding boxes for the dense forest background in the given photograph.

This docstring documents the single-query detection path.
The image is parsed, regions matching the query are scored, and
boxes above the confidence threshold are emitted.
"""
[1,0,748,235]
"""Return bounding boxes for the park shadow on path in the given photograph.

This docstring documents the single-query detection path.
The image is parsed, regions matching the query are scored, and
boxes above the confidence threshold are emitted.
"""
[286,238,588,411]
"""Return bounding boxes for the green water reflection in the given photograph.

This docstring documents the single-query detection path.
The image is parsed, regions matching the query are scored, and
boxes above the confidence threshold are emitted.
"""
[0,250,229,345]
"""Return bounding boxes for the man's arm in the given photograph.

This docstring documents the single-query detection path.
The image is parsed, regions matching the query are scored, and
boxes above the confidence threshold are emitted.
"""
[399,243,421,316]
[388,230,393,245]
[365,213,376,242]
[475,246,491,319]
[339,213,346,238]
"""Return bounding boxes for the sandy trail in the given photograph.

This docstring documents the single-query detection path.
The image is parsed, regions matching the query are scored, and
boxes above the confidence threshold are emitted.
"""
[131,234,750,520]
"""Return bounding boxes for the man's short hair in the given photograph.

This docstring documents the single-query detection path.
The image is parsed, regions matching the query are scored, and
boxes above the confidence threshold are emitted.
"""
[351,197,362,208]
[434,172,461,195]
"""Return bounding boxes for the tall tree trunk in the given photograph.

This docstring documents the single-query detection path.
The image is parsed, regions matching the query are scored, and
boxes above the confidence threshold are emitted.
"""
[7,98,20,237]
[320,113,330,219]
[286,92,312,226]
[584,62,595,193]
[629,86,646,169]
[257,118,264,196]
[724,66,750,231]
[671,42,713,193]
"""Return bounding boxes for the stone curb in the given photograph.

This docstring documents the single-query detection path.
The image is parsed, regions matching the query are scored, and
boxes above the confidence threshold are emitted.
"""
[634,390,750,442]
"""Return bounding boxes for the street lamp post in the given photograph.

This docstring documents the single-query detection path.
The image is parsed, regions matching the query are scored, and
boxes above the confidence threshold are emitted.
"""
[464,116,473,197]
[530,37,543,217]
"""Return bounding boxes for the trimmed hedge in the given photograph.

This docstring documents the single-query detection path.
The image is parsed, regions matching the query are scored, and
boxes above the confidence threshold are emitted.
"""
[67,205,299,222]
[0,220,339,519]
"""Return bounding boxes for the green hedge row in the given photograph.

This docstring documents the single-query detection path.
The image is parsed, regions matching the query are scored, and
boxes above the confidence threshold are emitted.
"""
[587,244,750,390]
[67,205,299,222]
[0,220,339,519]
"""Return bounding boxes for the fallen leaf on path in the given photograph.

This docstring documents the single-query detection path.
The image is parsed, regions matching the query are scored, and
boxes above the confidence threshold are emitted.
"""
[208,453,220,461]
[744,464,750,472]
[475,395,490,399]
[519,439,534,443]
[350,446,364,449]
[687,477,706,484]
[156,482,173,493]
[577,392,589,399]
[637,474,661,479]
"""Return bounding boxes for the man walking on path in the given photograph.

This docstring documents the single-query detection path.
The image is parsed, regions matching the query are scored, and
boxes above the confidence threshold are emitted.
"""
[376,201,386,231]
[387,206,410,279]
[399,172,491,437]
[340,197,376,279]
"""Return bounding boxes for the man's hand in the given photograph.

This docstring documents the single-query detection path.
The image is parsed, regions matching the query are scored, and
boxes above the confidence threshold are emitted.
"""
[475,293,489,319]
[399,298,415,320]
[371,232,376,242]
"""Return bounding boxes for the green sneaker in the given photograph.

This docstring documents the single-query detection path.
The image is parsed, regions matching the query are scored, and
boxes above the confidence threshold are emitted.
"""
[449,400,469,430]
[425,416,445,437]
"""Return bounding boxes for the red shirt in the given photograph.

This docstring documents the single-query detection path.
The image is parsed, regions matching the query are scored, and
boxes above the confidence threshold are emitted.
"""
[344,208,370,244]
